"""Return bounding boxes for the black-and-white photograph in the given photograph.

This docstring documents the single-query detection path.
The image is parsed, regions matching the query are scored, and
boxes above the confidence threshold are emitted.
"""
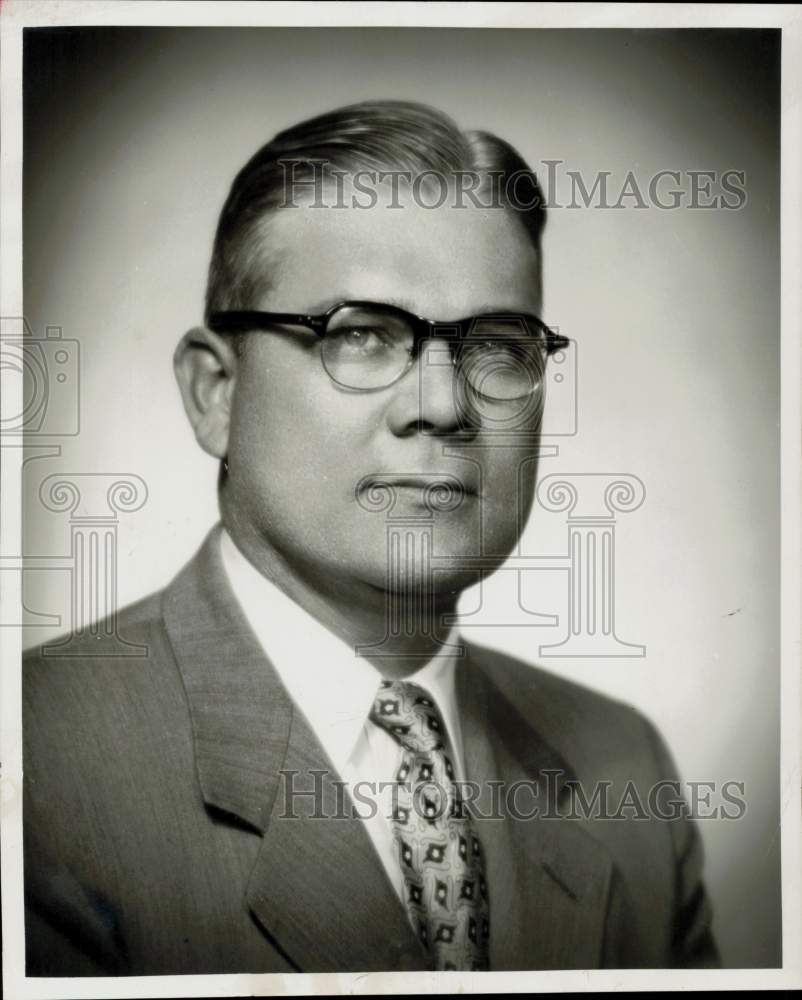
[1,3,799,995]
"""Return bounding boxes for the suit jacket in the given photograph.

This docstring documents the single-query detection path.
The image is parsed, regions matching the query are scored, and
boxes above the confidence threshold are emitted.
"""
[23,525,719,975]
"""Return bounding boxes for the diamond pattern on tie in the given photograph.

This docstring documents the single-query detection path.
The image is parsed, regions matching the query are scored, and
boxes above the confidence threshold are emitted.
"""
[370,679,490,971]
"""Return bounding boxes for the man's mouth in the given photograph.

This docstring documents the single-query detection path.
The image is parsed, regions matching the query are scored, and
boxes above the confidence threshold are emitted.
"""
[356,473,479,510]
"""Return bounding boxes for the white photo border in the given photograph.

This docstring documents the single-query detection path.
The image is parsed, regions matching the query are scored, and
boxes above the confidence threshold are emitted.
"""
[1,2,799,996]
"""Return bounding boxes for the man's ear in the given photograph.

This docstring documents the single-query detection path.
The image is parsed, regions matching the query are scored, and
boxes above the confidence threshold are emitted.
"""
[173,326,238,460]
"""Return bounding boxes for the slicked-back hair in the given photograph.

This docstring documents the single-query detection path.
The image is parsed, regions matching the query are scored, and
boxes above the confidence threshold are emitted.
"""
[204,100,546,325]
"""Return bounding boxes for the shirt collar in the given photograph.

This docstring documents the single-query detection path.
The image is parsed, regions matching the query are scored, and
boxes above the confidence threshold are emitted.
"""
[219,528,461,776]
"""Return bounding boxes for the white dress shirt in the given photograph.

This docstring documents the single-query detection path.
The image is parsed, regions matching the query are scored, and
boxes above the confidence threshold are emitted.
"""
[219,528,465,902]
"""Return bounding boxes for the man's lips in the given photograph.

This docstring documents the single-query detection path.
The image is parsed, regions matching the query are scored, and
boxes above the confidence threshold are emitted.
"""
[358,473,479,499]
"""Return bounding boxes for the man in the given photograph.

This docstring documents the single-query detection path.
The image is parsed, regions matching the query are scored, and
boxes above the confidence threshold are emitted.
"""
[23,100,719,975]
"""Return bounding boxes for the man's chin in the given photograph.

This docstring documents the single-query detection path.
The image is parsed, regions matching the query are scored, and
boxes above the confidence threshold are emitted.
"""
[365,556,505,600]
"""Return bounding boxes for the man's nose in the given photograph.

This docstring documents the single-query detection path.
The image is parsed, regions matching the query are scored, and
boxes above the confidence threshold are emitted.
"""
[385,338,476,438]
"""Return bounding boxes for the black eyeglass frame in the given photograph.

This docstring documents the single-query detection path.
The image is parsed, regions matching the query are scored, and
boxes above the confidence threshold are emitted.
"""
[208,300,570,393]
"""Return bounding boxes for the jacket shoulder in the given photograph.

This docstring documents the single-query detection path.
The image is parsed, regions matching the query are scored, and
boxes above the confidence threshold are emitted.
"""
[467,638,654,726]
[466,639,671,782]
[23,588,164,662]
[22,588,192,777]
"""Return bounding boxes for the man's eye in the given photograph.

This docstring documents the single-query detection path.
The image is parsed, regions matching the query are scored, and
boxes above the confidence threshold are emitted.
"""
[331,327,392,353]
[469,336,526,358]
[480,337,517,352]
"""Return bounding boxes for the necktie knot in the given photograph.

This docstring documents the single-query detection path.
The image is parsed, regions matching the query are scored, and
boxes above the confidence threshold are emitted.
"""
[370,679,448,756]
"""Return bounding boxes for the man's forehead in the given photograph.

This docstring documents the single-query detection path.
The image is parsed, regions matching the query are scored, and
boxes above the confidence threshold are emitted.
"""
[252,185,541,317]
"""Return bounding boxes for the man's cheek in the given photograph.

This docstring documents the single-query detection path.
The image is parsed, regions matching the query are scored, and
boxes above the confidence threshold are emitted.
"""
[475,490,525,555]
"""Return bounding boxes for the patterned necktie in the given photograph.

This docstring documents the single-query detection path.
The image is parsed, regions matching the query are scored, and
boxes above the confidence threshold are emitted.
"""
[369,679,490,971]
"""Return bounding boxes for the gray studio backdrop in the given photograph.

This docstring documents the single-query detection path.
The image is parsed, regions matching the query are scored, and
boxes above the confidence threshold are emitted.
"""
[19,27,780,967]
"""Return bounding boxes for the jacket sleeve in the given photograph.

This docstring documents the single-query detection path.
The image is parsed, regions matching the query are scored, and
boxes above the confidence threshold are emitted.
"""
[642,717,721,969]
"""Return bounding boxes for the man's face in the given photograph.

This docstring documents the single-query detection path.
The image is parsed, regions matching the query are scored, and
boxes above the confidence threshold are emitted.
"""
[224,185,543,597]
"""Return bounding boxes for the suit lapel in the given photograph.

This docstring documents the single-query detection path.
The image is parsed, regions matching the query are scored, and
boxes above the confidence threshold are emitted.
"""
[457,648,614,970]
[162,526,427,972]
[161,525,292,832]
[246,705,428,972]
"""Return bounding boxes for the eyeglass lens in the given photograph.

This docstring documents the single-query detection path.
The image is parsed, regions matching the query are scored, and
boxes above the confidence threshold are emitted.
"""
[320,304,547,399]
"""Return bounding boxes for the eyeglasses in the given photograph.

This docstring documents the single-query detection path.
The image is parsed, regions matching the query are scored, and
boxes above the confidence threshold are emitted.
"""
[208,300,569,401]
